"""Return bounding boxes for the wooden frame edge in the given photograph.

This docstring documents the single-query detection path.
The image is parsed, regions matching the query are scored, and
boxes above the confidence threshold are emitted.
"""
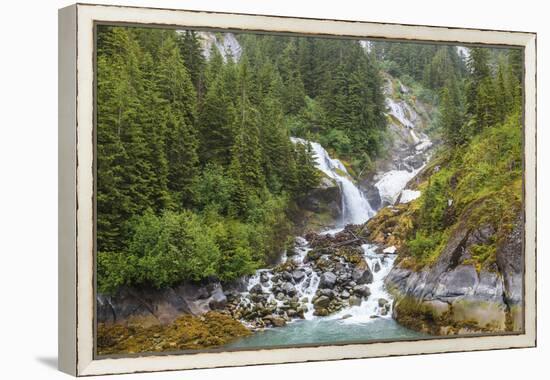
[58,3,78,377]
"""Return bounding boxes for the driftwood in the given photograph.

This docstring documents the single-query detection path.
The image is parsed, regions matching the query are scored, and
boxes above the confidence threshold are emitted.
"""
[332,237,365,248]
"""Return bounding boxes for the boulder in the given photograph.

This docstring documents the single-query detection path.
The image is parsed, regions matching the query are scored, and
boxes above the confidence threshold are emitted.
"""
[300,176,342,217]
[319,272,337,289]
[378,298,389,308]
[353,267,373,285]
[292,270,306,283]
[260,272,270,283]
[281,271,293,282]
[319,288,336,298]
[207,283,227,310]
[349,295,362,307]
[270,316,287,327]
[281,282,297,297]
[353,284,371,298]
[249,283,263,295]
[314,295,331,309]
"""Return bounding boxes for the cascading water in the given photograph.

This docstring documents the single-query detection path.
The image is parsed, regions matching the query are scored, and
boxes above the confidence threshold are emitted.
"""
[327,244,397,323]
[236,138,403,328]
[291,137,375,225]
[375,97,433,206]
[229,133,428,348]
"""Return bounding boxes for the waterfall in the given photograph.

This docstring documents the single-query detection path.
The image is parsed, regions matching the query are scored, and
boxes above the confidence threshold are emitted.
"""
[237,126,432,329]
[291,137,375,225]
[375,96,433,206]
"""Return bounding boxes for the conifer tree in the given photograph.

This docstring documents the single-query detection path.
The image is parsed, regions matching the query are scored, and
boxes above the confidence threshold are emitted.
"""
[177,31,206,96]
[156,36,199,208]
[278,40,307,114]
[440,74,465,146]
[197,64,238,166]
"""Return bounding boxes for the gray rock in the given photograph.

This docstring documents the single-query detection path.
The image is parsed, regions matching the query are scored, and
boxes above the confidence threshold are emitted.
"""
[378,298,389,308]
[353,284,371,297]
[292,270,306,283]
[374,262,381,273]
[341,290,350,299]
[260,272,270,283]
[270,316,287,327]
[281,282,297,296]
[319,289,335,298]
[250,283,263,294]
[319,272,337,289]
[281,271,293,282]
[314,295,331,308]
[349,295,362,307]
[299,176,342,217]
[353,266,373,285]
[496,216,523,306]
[208,283,227,310]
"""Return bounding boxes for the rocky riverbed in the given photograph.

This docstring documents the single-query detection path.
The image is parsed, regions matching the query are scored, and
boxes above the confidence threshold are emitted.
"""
[225,226,394,330]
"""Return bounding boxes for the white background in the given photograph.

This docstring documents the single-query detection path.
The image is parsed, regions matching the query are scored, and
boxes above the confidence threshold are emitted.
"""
[0,0,546,378]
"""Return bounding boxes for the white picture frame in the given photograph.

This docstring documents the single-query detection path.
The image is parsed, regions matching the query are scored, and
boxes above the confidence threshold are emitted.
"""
[58,3,537,376]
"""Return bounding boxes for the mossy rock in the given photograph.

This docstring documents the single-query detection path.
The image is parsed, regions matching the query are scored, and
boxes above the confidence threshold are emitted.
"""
[97,312,251,355]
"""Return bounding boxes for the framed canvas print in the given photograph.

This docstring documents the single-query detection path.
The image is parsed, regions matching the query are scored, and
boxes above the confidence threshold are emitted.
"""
[58,3,537,376]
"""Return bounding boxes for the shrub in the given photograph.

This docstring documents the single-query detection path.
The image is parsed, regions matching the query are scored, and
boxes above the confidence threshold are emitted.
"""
[98,210,220,292]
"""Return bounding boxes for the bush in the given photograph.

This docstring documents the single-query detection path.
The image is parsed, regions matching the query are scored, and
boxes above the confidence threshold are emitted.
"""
[98,197,293,293]
[194,163,235,215]
[98,210,220,292]
[407,231,442,261]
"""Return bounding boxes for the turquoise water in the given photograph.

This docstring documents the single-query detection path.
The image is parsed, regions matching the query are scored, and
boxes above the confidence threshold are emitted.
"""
[226,317,425,349]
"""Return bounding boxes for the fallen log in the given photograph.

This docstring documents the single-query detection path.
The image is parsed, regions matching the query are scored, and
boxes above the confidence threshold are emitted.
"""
[332,237,365,248]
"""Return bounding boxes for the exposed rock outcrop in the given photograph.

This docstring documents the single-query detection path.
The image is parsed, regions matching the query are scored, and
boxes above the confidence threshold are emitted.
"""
[297,176,342,231]
[384,215,524,334]
[97,280,233,326]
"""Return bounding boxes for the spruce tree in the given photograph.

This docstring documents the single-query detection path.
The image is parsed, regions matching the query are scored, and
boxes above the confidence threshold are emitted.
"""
[156,36,199,208]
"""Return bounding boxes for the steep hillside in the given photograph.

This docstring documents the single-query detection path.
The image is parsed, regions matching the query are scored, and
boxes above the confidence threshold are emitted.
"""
[366,113,523,334]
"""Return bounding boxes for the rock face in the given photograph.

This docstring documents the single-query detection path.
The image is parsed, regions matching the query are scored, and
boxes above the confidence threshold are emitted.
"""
[385,216,524,334]
[359,75,435,208]
[297,176,342,230]
[97,280,230,326]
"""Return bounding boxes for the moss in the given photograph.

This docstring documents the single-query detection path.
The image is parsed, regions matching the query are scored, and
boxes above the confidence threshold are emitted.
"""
[97,312,251,355]
[366,203,418,250]
[385,117,523,270]
[466,243,497,272]
[393,297,445,335]
[335,246,365,265]
[393,296,500,335]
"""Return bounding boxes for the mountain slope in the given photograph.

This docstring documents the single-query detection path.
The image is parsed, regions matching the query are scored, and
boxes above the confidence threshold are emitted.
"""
[366,113,523,334]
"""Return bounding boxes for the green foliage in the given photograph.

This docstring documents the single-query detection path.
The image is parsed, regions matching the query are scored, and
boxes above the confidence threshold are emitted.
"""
[408,231,443,261]
[98,202,293,292]
[98,210,220,292]
[193,163,236,215]
[402,112,522,266]
[96,26,523,294]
